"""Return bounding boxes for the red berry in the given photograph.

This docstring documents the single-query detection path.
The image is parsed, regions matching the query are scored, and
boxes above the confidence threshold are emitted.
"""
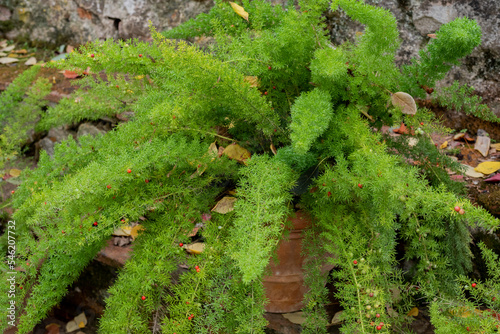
[493,297,496,301]
[327,191,331,197]
[420,122,424,125]
[141,295,146,300]
[186,301,190,304]
[369,292,374,297]
[179,243,183,247]
[195,265,199,270]
[116,85,119,88]
[44,202,47,205]
[90,54,94,58]
[139,54,142,57]
[353,260,358,265]
[172,115,176,119]
[268,66,272,70]
[274,129,277,132]
[376,313,380,318]
[379,322,384,326]
[273,86,276,89]
[358,183,363,189]
[107,185,111,189]
[459,208,465,215]
[127,169,132,173]
[93,222,98,226]
[471,283,477,288]
[145,179,149,183]
[19,286,23,289]
[26,262,30,266]
[62,230,65,234]
[322,183,326,187]
[376,325,382,330]
[196,268,200,272]
[466,327,470,331]
[454,206,460,212]
[11,190,14,194]
[264,91,268,95]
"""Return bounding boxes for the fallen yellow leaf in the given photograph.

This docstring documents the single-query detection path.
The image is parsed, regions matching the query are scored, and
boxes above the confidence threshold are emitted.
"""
[490,143,500,150]
[129,225,145,240]
[474,161,500,175]
[407,307,419,317]
[244,76,260,88]
[78,321,85,328]
[440,141,448,149]
[9,168,22,177]
[223,143,251,164]
[229,2,249,21]
[211,196,236,214]
[183,242,205,254]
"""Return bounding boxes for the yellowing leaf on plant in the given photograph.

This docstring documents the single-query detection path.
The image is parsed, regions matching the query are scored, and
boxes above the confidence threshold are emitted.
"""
[407,307,419,317]
[208,142,218,156]
[211,196,236,214]
[223,143,251,164]
[474,161,500,175]
[427,33,437,39]
[391,92,417,115]
[440,141,448,149]
[9,168,22,177]
[359,105,373,121]
[244,76,260,88]
[183,242,205,254]
[229,2,249,21]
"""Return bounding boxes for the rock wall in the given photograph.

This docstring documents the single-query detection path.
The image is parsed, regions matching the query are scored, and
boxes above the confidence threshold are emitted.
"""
[0,0,498,114]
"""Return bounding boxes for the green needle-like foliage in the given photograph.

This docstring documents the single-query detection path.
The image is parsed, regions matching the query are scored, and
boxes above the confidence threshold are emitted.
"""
[1,0,499,333]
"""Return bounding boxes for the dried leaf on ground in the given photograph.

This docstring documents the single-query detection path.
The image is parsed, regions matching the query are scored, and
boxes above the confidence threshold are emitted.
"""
[283,312,306,325]
[485,174,500,183]
[407,307,419,317]
[229,2,249,21]
[0,57,19,64]
[25,57,37,65]
[244,76,260,87]
[45,323,60,334]
[427,33,437,39]
[211,196,236,214]
[463,164,484,178]
[13,49,27,54]
[475,162,500,175]
[391,92,417,115]
[475,136,490,157]
[63,70,79,79]
[0,45,15,52]
[440,141,448,149]
[113,225,144,240]
[330,310,343,325]
[223,143,251,164]
[9,168,21,177]
[491,143,500,150]
[183,242,205,254]
[393,122,409,135]
[74,312,87,328]
[66,45,75,53]
[66,320,79,333]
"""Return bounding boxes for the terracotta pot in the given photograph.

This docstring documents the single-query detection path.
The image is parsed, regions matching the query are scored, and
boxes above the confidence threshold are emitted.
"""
[263,211,312,313]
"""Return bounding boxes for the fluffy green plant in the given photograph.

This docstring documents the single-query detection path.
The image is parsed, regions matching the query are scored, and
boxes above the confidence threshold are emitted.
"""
[0,65,51,169]
[1,1,499,333]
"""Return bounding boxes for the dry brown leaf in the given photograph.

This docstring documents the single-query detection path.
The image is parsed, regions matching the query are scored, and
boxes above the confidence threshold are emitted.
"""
[270,143,277,155]
[391,92,417,115]
[218,146,225,157]
[407,307,419,317]
[491,143,500,150]
[0,45,15,52]
[229,2,249,21]
[211,196,236,214]
[45,323,60,334]
[13,49,27,54]
[244,76,260,87]
[427,33,437,39]
[393,122,409,135]
[0,57,19,64]
[63,70,79,79]
[223,143,251,164]
[25,57,37,65]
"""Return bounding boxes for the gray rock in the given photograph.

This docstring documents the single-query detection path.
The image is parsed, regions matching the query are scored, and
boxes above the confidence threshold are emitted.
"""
[77,122,106,138]
[411,2,458,35]
[38,137,55,157]
[47,125,75,143]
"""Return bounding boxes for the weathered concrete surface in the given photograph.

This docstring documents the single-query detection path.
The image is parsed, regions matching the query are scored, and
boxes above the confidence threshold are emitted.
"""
[0,0,498,114]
